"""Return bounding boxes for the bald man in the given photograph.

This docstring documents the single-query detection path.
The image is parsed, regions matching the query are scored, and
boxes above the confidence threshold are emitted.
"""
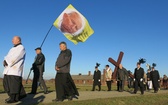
[116,64,128,92]
[3,36,26,103]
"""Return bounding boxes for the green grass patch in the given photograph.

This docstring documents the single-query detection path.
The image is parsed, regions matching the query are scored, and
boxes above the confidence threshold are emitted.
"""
[39,93,168,105]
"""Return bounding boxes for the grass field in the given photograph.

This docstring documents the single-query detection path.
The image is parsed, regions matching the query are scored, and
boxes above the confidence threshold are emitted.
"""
[40,93,168,105]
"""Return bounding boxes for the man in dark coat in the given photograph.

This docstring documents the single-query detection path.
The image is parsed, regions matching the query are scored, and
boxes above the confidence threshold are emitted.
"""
[117,64,128,92]
[52,42,79,102]
[150,67,160,93]
[92,66,101,91]
[29,47,48,94]
[133,62,144,95]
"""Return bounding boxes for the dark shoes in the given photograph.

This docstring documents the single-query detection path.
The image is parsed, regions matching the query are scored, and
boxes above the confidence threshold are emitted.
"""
[28,92,36,94]
[52,95,78,102]
[52,99,63,102]
[119,90,123,92]
[92,90,101,91]
[44,91,49,94]
[5,99,18,103]
[154,91,158,93]
[68,96,73,101]
[131,92,137,94]
[131,92,143,95]
[28,91,49,94]
[5,97,11,102]
[19,94,27,100]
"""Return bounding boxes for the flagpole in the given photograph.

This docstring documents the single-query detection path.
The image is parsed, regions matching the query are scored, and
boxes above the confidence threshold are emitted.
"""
[40,25,54,48]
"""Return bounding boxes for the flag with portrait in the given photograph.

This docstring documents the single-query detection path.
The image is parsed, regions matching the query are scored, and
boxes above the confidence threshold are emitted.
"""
[53,4,94,44]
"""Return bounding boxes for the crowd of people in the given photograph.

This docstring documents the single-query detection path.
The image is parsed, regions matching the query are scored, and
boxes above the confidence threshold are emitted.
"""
[92,60,166,95]
[2,36,79,103]
[2,36,167,104]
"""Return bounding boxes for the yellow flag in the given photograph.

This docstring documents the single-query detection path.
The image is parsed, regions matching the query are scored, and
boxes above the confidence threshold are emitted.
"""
[53,4,94,44]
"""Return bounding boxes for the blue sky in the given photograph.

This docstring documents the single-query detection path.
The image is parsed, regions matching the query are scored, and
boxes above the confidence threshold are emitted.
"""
[0,0,168,79]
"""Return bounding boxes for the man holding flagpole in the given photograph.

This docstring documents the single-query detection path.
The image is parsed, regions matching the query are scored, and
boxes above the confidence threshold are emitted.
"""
[29,47,48,94]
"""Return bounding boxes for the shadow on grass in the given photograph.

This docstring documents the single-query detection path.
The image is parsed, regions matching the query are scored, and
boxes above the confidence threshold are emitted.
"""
[16,94,45,105]
[37,90,54,94]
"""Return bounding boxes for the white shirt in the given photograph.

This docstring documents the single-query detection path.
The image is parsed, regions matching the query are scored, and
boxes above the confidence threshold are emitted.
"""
[3,44,26,77]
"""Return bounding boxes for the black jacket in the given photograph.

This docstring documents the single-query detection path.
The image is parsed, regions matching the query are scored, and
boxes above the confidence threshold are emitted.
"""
[134,67,144,80]
[117,67,128,81]
[150,70,160,88]
[93,70,101,85]
[56,49,72,73]
[147,72,151,81]
[33,53,45,72]
[150,70,160,81]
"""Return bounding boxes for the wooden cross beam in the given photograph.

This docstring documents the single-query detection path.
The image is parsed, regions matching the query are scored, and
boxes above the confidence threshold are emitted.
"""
[108,51,124,79]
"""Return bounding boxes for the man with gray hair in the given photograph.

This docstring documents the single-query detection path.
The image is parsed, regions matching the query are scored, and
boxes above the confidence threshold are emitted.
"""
[52,41,79,102]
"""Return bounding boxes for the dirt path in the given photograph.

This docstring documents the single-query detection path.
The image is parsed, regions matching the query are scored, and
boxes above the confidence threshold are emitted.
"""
[1,90,168,105]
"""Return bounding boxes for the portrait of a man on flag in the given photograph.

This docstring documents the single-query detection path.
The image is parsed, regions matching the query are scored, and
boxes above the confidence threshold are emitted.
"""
[53,4,94,44]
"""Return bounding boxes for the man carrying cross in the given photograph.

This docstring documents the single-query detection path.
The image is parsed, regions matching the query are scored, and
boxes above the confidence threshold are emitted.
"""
[108,52,124,91]
[116,64,128,92]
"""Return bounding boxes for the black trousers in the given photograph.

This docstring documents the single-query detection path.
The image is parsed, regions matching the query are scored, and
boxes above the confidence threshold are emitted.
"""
[3,75,26,101]
[118,80,125,91]
[106,81,112,91]
[55,73,79,100]
[152,80,159,92]
[134,80,144,94]
[92,83,101,91]
[146,82,149,90]
[117,81,120,91]
[31,70,47,93]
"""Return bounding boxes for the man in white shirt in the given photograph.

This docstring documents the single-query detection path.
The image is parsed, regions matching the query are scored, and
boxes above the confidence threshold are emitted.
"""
[3,36,26,103]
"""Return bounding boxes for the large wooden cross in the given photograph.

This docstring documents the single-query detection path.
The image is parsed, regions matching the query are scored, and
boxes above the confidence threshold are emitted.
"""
[108,51,124,79]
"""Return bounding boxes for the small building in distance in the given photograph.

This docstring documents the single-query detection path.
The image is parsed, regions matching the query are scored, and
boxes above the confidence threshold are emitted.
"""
[72,70,107,85]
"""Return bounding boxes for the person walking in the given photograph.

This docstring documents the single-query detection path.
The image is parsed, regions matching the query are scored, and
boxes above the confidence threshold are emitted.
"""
[92,64,101,91]
[53,42,79,102]
[117,64,128,92]
[163,75,168,89]
[133,62,145,95]
[150,66,160,93]
[29,47,48,94]
[105,65,112,91]
[3,36,26,103]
